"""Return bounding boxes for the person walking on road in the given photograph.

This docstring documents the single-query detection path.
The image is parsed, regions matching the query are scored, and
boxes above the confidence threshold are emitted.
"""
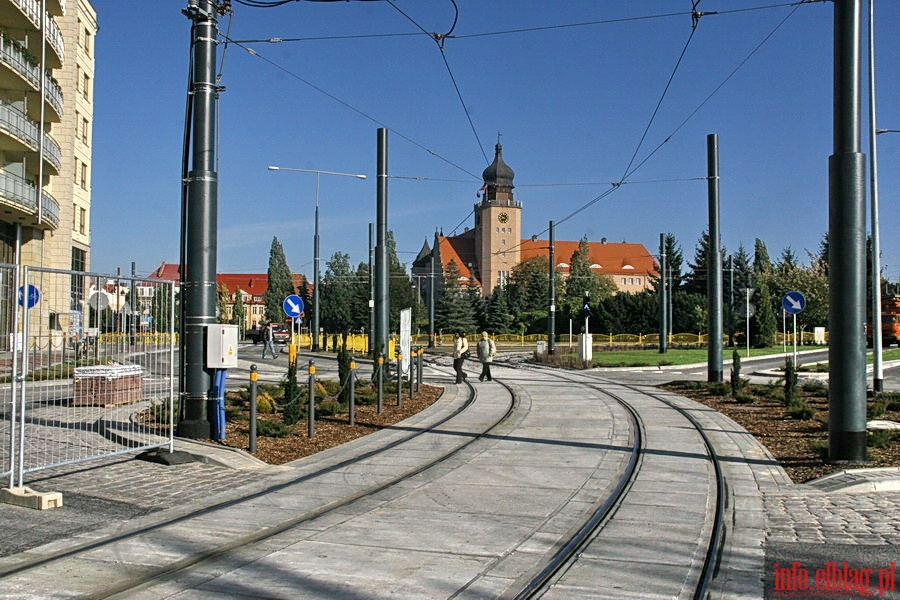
[262,322,278,359]
[476,331,496,382]
[452,331,469,384]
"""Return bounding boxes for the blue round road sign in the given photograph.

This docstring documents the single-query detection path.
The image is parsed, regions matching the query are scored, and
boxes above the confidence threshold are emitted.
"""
[17,284,40,308]
[283,294,304,318]
[782,291,806,315]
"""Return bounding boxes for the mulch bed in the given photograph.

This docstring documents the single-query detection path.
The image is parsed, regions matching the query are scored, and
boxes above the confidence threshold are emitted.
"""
[218,384,443,465]
[664,381,900,483]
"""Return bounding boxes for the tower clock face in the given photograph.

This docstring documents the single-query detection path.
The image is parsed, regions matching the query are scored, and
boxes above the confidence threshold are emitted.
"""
[498,212,509,223]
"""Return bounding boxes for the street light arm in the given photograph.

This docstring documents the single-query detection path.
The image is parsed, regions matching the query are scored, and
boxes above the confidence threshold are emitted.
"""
[267,165,366,179]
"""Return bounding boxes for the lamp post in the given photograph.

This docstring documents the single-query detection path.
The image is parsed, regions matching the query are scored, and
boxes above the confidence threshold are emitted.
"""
[267,166,367,351]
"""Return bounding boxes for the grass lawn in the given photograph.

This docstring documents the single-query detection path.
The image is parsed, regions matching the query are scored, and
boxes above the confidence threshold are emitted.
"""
[573,346,900,368]
[585,346,798,367]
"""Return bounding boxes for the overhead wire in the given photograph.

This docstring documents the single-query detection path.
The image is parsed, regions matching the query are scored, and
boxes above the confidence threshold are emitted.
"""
[221,34,482,181]
[383,0,488,164]
[225,0,824,263]
[492,0,812,258]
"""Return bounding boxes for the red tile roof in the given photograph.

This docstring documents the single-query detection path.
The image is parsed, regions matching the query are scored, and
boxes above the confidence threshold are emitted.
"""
[520,239,658,277]
[147,262,308,296]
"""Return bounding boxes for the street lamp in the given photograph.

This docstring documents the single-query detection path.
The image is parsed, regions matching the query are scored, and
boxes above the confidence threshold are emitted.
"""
[267,166,367,351]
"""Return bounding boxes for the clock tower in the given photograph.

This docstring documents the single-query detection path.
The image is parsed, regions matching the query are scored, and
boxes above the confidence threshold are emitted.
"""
[475,142,521,295]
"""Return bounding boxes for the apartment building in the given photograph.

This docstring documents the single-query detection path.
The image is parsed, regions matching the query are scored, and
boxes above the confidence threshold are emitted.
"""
[0,0,96,274]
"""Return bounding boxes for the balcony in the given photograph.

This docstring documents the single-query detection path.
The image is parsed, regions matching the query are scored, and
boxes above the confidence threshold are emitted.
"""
[0,34,64,121]
[2,0,65,68]
[0,100,61,174]
[0,168,59,229]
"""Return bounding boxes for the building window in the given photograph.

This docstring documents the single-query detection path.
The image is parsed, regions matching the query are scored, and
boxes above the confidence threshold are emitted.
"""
[74,158,79,185]
[84,28,92,56]
[71,247,87,310]
[80,162,88,189]
[82,73,90,101]
[81,116,89,145]
[78,207,86,234]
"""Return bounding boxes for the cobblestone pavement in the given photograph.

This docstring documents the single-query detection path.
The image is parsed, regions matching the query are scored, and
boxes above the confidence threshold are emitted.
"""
[764,489,900,545]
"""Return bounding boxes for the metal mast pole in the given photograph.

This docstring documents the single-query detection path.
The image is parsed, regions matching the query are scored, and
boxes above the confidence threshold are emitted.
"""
[548,220,556,355]
[369,222,375,357]
[659,233,668,354]
[828,0,867,463]
[312,173,320,351]
[707,134,723,382]
[179,0,220,439]
[867,0,883,393]
[375,129,389,361]
[428,247,435,348]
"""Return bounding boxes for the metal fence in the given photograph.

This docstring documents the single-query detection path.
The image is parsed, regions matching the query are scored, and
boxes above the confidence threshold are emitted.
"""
[1,265,176,489]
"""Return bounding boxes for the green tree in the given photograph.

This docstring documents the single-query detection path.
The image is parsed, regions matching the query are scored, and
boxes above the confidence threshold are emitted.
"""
[727,244,753,345]
[320,252,355,334]
[563,236,616,321]
[231,288,246,331]
[216,283,230,324]
[350,262,371,333]
[506,255,562,333]
[484,286,515,333]
[435,260,477,334]
[150,285,177,333]
[753,238,773,276]
[264,237,295,323]
[750,277,777,347]
[386,231,419,332]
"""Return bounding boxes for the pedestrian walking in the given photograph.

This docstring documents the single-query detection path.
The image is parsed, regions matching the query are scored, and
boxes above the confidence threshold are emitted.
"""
[262,322,278,359]
[452,331,469,384]
[476,331,496,381]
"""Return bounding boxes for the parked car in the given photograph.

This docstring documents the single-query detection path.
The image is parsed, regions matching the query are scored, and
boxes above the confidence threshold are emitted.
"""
[272,325,291,343]
[246,324,292,344]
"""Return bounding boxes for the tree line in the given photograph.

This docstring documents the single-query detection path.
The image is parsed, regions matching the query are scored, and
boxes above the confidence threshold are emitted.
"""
[184,230,886,348]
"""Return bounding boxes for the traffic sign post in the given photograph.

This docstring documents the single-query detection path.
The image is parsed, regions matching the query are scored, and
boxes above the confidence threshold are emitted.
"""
[17,284,40,308]
[283,295,304,356]
[782,292,806,367]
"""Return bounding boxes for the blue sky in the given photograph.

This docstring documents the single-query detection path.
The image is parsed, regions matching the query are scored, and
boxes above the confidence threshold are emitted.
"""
[90,1,900,284]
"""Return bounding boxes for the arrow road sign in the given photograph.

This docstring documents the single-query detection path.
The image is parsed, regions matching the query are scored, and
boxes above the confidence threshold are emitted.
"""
[283,294,304,318]
[782,291,806,315]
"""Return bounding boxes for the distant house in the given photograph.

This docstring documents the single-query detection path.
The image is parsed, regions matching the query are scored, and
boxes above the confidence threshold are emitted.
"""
[146,262,308,331]
[412,143,658,297]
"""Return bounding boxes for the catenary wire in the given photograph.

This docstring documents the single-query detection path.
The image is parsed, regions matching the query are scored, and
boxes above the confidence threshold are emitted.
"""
[221,35,482,182]
[384,0,488,164]
[493,1,815,258]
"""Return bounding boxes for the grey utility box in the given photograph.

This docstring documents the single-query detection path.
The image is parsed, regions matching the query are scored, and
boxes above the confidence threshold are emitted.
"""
[207,324,239,368]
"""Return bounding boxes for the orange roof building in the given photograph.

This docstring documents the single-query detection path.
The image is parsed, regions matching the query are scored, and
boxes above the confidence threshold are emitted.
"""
[412,144,658,297]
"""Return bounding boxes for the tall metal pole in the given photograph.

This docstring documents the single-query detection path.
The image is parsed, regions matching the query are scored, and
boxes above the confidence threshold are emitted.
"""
[179,0,220,439]
[867,0,883,393]
[375,129,389,361]
[707,134,723,382]
[829,0,867,463]
[548,220,556,355]
[428,248,435,348]
[312,172,321,351]
[369,222,375,357]
[659,233,668,353]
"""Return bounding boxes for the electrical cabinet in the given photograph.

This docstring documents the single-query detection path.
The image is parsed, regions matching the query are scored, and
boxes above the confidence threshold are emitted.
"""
[207,324,239,368]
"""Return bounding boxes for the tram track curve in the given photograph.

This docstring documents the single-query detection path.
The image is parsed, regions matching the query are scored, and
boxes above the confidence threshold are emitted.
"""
[505,367,727,600]
[0,366,516,598]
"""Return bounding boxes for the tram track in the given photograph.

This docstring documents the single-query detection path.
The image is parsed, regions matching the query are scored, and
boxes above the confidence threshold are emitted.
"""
[0,364,517,599]
[506,367,727,600]
[1,359,731,599]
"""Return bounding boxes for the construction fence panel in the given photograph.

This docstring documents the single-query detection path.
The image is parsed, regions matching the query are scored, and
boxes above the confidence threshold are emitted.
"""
[0,263,16,482]
[3,266,176,488]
